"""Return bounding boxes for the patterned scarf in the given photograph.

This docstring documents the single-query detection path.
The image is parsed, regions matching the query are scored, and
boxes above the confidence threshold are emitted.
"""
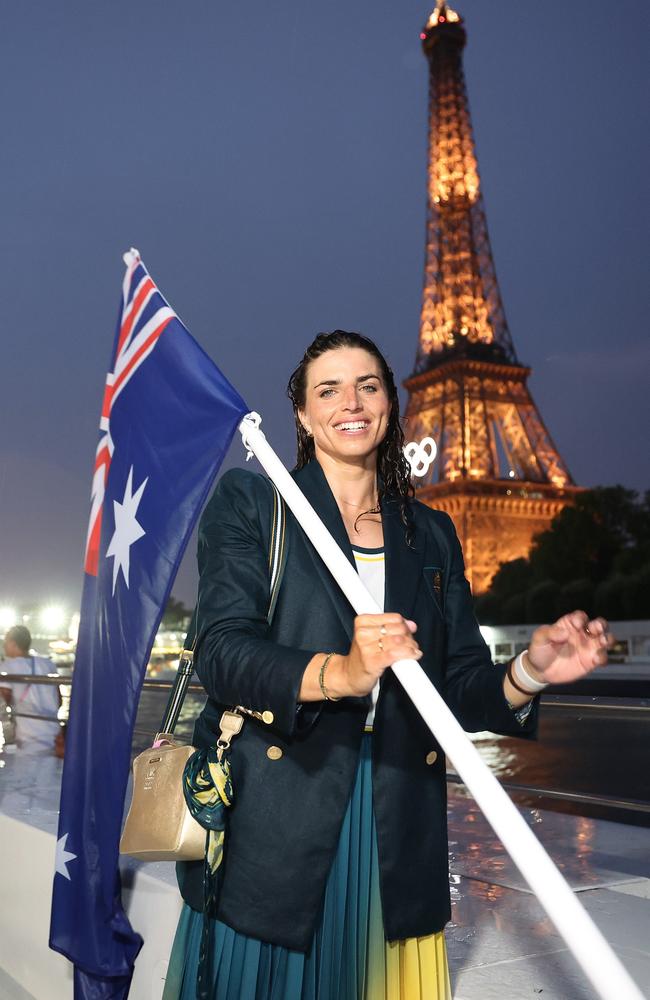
[183,746,234,999]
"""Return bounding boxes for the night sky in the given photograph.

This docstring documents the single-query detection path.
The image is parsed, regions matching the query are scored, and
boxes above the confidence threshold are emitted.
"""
[1,0,647,612]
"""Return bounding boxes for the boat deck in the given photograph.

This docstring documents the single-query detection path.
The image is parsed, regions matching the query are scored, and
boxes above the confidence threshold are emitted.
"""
[446,786,649,998]
[1,750,648,999]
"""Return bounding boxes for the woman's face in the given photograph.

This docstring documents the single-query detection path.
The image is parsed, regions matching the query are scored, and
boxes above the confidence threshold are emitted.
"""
[298,347,391,466]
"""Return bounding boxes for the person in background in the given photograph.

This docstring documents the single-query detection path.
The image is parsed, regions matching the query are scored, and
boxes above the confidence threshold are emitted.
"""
[0,625,61,754]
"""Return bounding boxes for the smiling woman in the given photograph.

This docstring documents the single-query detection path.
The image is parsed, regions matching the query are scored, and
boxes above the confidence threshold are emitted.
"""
[288,330,415,550]
[163,330,612,1000]
[300,356,389,449]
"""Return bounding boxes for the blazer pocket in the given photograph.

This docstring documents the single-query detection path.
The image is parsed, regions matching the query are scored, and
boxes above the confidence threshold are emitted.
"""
[423,566,445,619]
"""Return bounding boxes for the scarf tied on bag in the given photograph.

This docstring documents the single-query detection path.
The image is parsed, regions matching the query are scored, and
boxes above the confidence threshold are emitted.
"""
[183,745,234,999]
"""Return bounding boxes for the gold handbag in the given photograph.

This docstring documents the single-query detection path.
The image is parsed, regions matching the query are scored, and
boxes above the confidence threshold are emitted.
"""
[120,481,285,862]
[120,728,206,861]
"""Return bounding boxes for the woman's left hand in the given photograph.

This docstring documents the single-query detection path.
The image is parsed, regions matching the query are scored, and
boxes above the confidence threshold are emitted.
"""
[526,611,614,685]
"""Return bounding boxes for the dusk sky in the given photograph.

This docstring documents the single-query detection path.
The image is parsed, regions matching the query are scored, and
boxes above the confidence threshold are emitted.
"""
[1,0,648,612]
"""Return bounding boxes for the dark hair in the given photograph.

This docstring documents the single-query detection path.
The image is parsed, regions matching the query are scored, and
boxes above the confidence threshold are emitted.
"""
[287,330,415,542]
[5,625,31,654]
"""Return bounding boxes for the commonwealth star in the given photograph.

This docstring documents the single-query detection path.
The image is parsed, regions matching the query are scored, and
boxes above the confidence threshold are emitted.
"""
[106,466,148,594]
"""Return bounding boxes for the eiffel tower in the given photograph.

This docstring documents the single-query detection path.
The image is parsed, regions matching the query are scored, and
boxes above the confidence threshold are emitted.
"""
[405,1,580,594]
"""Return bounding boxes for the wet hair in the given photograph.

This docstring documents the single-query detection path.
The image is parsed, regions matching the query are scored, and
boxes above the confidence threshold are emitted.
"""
[5,625,31,654]
[287,330,415,543]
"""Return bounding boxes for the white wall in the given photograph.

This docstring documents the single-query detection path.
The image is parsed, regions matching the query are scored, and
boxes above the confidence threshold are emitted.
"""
[0,813,183,1000]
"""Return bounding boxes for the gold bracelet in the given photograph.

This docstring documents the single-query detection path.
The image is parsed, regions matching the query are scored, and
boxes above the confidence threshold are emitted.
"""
[318,652,341,702]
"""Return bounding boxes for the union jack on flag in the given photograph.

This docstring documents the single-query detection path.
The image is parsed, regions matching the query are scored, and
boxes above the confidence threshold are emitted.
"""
[50,249,249,1000]
[84,254,178,576]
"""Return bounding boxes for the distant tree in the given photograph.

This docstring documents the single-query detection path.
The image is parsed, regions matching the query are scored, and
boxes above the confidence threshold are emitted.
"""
[621,564,650,619]
[473,558,531,624]
[525,580,556,624]
[473,591,501,625]
[529,487,642,585]
[502,592,526,625]
[162,596,191,628]
[475,487,650,625]
[488,557,533,599]
[613,489,650,575]
[594,575,627,621]
[556,578,595,619]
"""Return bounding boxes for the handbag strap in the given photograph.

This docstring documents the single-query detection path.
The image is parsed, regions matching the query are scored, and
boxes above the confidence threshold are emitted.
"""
[156,480,286,738]
[266,481,286,624]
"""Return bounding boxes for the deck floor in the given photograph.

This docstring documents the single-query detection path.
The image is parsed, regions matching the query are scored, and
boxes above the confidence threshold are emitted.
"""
[446,788,650,998]
[1,749,648,999]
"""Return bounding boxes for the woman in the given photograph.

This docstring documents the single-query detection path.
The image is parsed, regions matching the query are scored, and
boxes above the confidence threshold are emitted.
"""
[165,330,611,1000]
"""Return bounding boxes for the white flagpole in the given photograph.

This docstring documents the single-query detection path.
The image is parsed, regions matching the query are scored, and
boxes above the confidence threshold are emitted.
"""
[238,412,644,1000]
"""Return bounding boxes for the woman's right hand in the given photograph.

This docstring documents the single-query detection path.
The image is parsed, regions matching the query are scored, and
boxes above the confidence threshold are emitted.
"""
[334,613,423,698]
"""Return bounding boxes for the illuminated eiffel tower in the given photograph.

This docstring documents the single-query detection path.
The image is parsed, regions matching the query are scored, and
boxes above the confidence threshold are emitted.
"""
[405,1,579,593]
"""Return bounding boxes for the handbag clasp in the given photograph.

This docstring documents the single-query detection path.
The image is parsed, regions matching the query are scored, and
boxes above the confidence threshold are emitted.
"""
[217,710,244,758]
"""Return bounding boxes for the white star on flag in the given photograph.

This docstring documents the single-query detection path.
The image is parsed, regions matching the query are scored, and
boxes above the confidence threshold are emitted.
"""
[55,833,77,881]
[106,466,148,594]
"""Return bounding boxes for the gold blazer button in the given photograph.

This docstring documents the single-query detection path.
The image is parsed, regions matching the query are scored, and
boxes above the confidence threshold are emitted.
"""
[262,710,274,725]
[267,745,283,761]
[425,750,438,766]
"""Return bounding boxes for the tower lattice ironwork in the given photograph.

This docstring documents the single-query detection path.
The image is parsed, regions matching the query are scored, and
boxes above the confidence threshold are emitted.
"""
[405,1,579,593]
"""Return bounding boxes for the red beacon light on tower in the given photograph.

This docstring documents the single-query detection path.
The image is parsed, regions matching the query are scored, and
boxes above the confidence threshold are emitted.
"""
[424,3,462,32]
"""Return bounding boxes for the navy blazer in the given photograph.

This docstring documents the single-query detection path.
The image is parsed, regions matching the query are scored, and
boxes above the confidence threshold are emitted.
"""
[177,460,537,951]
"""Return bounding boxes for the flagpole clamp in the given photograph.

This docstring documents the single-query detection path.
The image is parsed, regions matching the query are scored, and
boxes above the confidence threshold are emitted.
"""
[240,411,264,462]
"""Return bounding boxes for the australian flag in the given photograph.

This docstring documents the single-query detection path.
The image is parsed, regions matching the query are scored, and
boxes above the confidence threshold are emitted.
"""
[49,249,249,998]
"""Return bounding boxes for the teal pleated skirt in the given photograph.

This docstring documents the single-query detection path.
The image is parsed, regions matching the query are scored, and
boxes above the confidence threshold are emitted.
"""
[163,735,451,1000]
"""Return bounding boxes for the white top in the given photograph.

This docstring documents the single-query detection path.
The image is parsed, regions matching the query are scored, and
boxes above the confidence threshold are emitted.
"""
[1,654,60,753]
[352,546,385,728]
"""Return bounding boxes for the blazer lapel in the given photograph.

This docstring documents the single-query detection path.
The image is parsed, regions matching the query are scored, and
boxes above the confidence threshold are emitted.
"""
[290,462,425,628]
[291,461,357,640]
[382,501,426,621]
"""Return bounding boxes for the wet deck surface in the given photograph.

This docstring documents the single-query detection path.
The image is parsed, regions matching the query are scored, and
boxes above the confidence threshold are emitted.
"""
[446,787,650,998]
[1,749,649,998]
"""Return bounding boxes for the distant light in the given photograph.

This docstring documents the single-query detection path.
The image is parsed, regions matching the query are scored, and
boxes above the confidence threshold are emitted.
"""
[479,625,494,646]
[40,606,67,632]
[0,608,17,631]
[420,32,426,39]
[49,639,74,653]
[508,470,516,478]
[68,613,80,643]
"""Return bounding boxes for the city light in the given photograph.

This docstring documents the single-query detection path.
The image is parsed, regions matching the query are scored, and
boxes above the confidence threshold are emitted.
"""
[39,606,67,633]
[0,608,18,631]
[68,613,80,643]
[479,625,494,647]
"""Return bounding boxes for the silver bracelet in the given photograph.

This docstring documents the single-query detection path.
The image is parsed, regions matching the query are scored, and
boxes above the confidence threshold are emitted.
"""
[513,650,548,693]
